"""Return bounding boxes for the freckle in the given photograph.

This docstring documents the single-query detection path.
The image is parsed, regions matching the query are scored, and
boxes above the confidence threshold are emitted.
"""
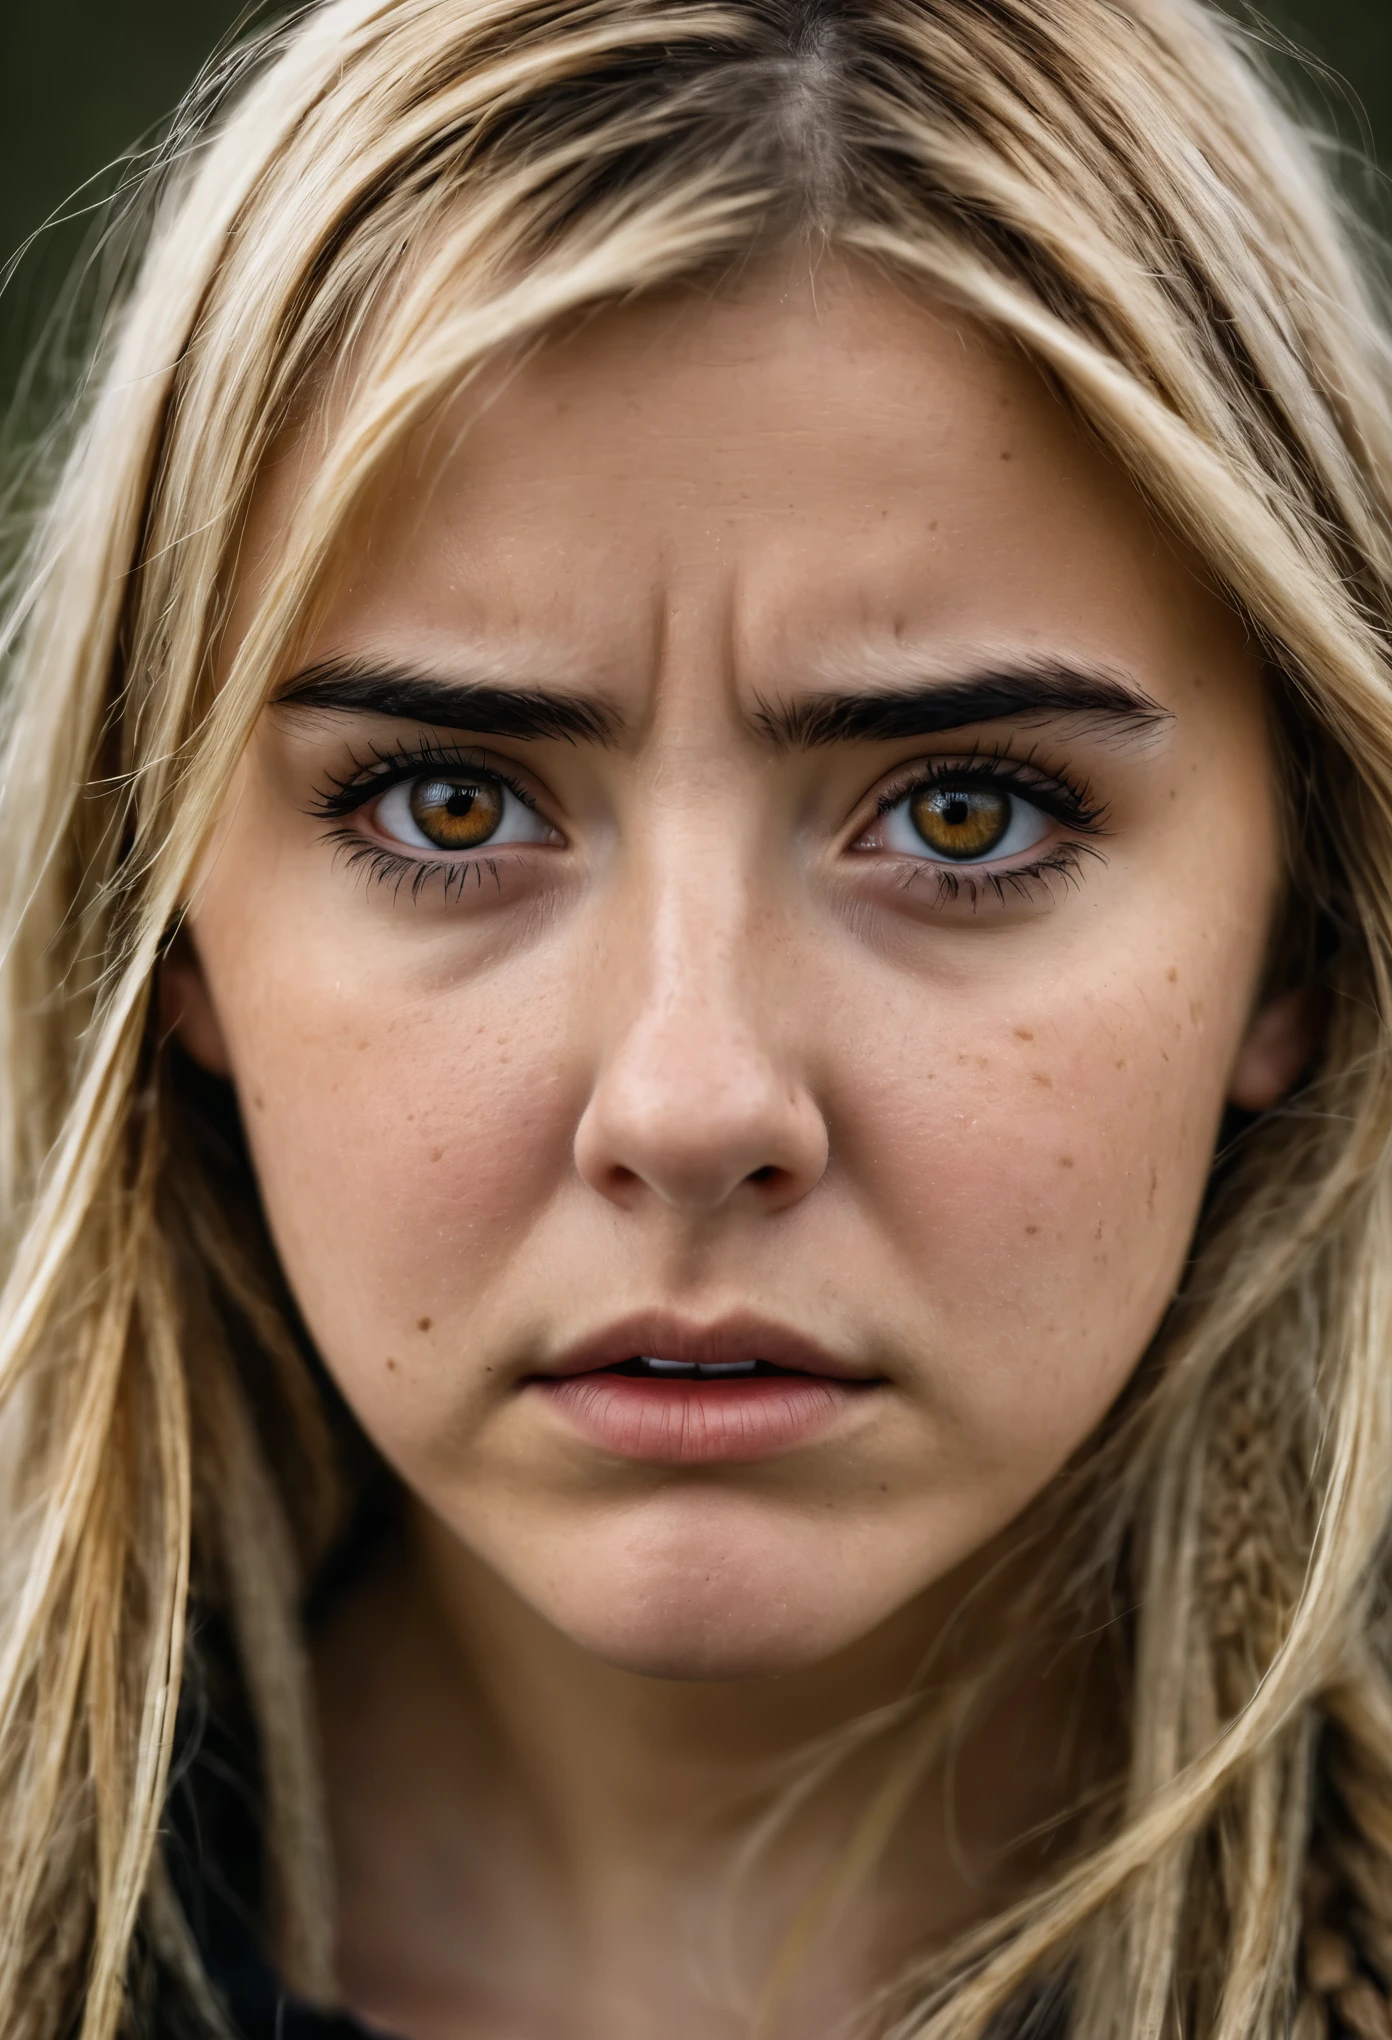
[1058,1155,1075,1168]
[1000,449,1013,461]
[1014,1027,1034,1042]
[385,1356,398,1372]
[358,1040,371,1051]
[1115,1058,1126,1069]
[1032,1071,1053,1088]
[956,1051,971,1065]
[1025,1224,1040,1236]
[417,1317,432,1332]
[976,1055,989,1069]
[1166,967,1178,983]
[430,1147,444,1163]
[252,1093,265,1111]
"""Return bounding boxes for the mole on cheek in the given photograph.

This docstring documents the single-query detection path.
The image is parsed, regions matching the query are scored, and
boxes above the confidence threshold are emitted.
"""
[417,1317,433,1332]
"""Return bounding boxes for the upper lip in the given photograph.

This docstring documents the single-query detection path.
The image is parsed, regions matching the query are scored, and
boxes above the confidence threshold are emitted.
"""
[532,1311,877,1382]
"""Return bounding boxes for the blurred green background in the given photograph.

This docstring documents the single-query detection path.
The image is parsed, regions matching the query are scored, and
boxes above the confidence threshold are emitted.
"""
[2,0,1392,421]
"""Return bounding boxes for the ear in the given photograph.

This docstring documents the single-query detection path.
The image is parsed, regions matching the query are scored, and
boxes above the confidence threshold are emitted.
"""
[1227,985,1320,1112]
[159,929,233,1078]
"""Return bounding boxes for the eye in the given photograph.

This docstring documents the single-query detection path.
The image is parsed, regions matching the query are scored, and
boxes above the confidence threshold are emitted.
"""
[876,781,1051,864]
[372,771,553,854]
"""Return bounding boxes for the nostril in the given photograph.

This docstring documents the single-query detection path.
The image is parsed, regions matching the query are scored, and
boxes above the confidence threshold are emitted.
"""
[747,1165,778,1185]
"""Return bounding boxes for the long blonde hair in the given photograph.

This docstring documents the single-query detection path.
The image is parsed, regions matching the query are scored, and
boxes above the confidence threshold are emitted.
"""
[5,1,1392,2034]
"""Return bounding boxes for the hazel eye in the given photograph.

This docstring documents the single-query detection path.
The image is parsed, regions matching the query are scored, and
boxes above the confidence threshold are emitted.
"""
[372,772,552,854]
[875,782,1051,864]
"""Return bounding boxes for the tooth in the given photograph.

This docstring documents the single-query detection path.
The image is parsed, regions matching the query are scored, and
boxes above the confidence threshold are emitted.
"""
[694,1361,758,1377]
[641,1356,699,1375]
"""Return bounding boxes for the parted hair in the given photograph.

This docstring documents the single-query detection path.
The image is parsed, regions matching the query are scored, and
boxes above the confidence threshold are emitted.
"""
[3,1,1392,2034]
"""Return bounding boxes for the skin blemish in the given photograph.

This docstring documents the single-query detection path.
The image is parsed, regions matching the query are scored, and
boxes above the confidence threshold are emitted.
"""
[1032,1072,1053,1088]
[430,1147,444,1163]
[386,1356,399,1373]
[1059,1156,1075,1168]
[1025,1225,1040,1236]
[1166,967,1179,983]
[418,1317,433,1332]
[1013,1028,1034,1042]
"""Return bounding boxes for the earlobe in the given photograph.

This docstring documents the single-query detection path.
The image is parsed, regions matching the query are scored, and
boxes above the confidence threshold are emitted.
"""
[159,931,233,1078]
[1227,985,1320,1112]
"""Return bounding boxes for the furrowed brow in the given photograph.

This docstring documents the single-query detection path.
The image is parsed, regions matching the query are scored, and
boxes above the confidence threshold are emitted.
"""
[754,667,1170,748]
[274,658,622,745]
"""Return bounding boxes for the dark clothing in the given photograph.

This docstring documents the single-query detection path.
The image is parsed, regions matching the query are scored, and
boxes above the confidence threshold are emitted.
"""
[215,1961,381,2040]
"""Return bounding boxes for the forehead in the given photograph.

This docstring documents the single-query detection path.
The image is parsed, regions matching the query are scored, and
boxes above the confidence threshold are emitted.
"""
[248,258,1253,708]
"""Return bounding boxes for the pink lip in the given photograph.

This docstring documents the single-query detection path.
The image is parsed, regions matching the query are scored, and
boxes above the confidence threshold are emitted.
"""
[527,1313,881,1466]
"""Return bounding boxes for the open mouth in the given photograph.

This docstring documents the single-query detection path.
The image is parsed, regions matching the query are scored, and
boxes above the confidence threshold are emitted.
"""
[532,1319,880,1463]
[604,1355,804,1380]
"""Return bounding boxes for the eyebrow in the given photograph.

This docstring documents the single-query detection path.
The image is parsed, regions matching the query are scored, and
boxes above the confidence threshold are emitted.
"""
[753,666,1170,747]
[275,656,1168,749]
[275,659,621,745]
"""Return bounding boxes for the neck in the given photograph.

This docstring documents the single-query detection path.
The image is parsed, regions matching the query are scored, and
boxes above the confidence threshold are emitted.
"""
[311,1505,1095,2040]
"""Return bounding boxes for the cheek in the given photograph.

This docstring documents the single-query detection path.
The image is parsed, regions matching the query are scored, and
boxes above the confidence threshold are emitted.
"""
[841,940,1249,1473]
[218,947,579,1401]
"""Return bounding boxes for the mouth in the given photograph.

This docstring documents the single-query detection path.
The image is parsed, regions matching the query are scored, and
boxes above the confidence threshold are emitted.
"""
[527,1315,883,1465]
[605,1355,806,1380]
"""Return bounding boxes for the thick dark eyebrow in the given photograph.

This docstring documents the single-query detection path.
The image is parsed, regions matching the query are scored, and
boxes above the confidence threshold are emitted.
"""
[274,659,621,745]
[755,666,1170,748]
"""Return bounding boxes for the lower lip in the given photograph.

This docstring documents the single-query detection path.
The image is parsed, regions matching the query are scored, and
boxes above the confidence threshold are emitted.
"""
[533,1373,868,1465]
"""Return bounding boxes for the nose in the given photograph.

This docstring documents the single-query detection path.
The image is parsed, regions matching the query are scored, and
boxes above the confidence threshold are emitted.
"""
[573,877,829,1218]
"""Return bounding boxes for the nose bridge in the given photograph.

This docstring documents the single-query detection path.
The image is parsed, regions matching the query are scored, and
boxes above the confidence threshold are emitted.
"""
[639,831,763,1067]
[573,809,828,1214]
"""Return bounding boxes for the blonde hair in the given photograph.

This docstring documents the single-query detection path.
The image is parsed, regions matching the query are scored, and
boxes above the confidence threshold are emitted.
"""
[4,1,1392,2034]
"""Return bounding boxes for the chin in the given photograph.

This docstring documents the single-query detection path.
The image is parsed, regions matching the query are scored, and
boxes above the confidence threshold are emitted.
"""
[551,1597,860,1683]
[493,1505,910,1683]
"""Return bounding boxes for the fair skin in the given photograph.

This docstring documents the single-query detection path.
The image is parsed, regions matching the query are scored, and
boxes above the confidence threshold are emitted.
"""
[168,260,1311,2039]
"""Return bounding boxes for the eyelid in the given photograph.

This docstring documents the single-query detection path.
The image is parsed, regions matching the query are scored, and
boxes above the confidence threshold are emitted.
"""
[854,748,1107,842]
[307,736,555,827]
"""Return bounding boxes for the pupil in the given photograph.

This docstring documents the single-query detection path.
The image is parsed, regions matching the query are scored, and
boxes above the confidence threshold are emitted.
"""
[910,785,1011,861]
[408,774,504,848]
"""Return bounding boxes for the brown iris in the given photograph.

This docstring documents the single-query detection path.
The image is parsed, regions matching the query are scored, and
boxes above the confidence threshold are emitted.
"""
[909,785,1011,861]
[408,775,504,850]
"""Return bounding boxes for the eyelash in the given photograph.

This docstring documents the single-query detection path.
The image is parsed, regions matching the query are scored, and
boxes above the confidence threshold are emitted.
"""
[307,737,546,903]
[306,737,1110,908]
[867,749,1109,906]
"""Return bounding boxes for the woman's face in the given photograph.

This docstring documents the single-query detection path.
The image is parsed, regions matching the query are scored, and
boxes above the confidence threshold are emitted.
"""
[175,262,1303,1680]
